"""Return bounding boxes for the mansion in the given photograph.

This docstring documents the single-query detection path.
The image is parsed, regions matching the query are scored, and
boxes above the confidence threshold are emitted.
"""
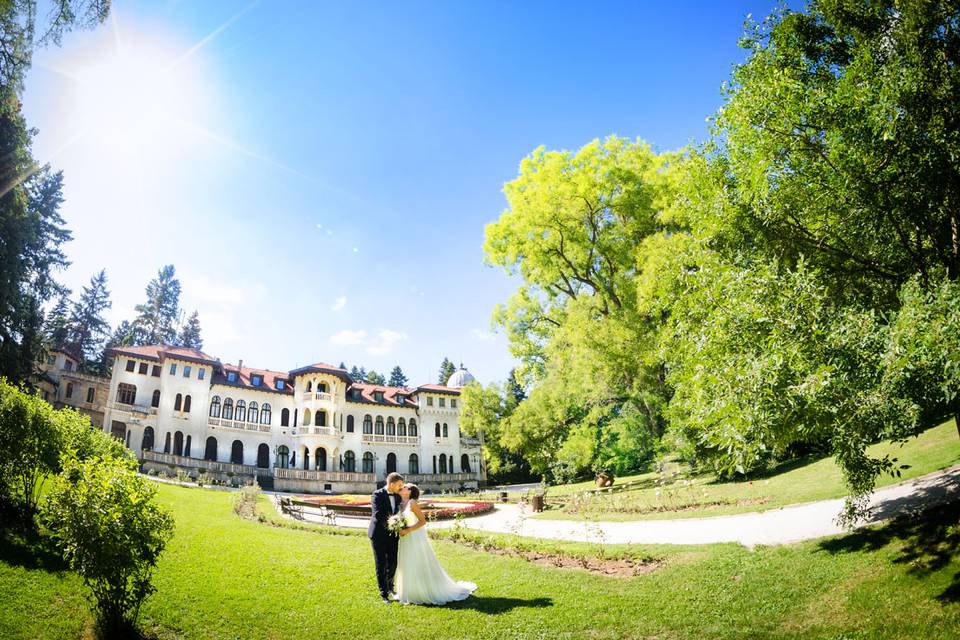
[46,344,483,494]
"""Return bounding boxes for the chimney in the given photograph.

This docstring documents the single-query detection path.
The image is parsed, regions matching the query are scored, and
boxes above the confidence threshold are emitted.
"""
[238,359,243,371]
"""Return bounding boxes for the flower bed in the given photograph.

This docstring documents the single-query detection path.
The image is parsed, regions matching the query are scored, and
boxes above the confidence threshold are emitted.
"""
[295,495,494,520]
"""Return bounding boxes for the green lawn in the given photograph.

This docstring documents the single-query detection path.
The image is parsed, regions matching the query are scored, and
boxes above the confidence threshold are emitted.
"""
[2,479,960,639]
[534,420,960,521]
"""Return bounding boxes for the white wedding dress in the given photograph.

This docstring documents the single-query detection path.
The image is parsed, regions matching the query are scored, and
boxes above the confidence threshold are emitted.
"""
[395,501,477,605]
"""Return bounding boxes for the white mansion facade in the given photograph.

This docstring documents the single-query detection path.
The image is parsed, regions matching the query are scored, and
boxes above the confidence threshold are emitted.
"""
[101,344,483,493]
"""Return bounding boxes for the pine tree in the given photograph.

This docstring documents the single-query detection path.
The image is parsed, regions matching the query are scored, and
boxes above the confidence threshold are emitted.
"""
[388,365,408,387]
[67,269,111,366]
[358,367,367,382]
[92,320,134,376]
[44,295,72,349]
[177,310,203,349]
[131,265,181,345]
[439,357,456,385]
[366,370,385,385]
[338,361,346,370]
[349,365,362,382]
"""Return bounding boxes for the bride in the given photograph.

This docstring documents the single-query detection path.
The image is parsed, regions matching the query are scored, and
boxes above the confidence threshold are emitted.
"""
[395,483,477,605]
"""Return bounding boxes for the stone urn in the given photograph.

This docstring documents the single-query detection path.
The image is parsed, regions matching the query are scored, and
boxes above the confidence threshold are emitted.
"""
[595,472,615,488]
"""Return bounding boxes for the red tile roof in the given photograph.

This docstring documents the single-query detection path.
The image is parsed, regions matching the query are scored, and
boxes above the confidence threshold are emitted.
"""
[414,384,462,396]
[108,344,220,366]
[213,364,293,395]
[288,362,353,384]
[347,382,418,407]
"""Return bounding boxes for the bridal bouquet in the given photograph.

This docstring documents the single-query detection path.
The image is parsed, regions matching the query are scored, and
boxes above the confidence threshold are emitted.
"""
[387,514,406,536]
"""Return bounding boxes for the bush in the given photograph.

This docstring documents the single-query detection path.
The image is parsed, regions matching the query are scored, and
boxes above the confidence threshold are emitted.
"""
[41,455,174,637]
[56,406,137,470]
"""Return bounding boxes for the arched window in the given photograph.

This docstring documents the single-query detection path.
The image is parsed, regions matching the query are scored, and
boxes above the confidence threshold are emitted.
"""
[409,419,417,437]
[408,453,419,474]
[306,380,313,392]
[375,416,384,435]
[386,417,396,436]
[439,453,447,473]
[116,383,136,405]
[261,403,272,424]
[174,393,182,411]
[231,440,244,465]
[397,417,406,436]
[386,452,397,473]
[362,452,375,474]
[347,415,355,432]
[223,398,234,420]
[141,426,155,451]
[315,447,327,471]
[318,382,328,392]
[164,432,171,454]
[343,450,356,472]
[65,382,73,398]
[461,454,470,473]
[303,409,311,426]
[280,407,289,426]
[443,423,448,438]
[86,387,95,403]
[209,395,220,416]
[184,395,192,413]
[276,445,289,469]
[152,389,161,408]
[204,436,217,461]
[248,401,259,423]
[235,400,246,422]
[435,423,441,438]
[174,431,183,456]
[315,410,326,427]
[363,415,373,434]
[257,443,270,468]
[184,435,192,457]
[303,447,310,470]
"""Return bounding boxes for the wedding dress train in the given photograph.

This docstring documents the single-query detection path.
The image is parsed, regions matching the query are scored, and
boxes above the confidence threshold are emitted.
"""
[395,504,476,605]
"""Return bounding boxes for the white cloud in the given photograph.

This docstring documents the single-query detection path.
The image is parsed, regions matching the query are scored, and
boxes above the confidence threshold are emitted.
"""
[366,329,409,356]
[470,328,497,342]
[329,329,367,346]
[331,296,347,312]
[352,247,359,253]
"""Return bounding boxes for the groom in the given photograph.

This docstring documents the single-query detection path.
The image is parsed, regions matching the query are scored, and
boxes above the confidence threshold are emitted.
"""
[368,472,404,602]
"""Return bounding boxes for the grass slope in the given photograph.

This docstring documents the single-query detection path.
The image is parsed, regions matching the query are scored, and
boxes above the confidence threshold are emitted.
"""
[1,481,959,639]
[535,420,960,521]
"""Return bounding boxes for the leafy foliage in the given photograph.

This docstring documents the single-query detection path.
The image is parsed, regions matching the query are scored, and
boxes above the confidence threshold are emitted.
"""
[177,309,203,349]
[388,365,408,387]
[438,357,455,385]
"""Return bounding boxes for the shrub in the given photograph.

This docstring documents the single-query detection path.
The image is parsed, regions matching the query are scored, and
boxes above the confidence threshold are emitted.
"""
[41,455,174,637]
[55,406,136,470]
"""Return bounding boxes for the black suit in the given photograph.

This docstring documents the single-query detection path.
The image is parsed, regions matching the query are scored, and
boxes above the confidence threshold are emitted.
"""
[368,487,400,597]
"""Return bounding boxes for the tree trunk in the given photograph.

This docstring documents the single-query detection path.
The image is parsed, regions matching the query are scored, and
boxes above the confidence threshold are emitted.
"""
[955,413,960,440]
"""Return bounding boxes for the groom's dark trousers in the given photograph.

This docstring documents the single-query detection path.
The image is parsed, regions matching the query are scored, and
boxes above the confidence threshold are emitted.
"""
[368,487,399,597]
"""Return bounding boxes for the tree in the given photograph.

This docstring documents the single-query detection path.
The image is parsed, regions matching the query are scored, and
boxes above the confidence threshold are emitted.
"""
[388,365,408,387]
[338,361,346,370]
[130,265,180,345]
[459,380,534,484]
[438,357,455,385]
[67,269,111,366]
[349,365,362,382]
[42,454,174,636]
[176,310,202,349]
[44,295,72,348]
[365,370,386,385]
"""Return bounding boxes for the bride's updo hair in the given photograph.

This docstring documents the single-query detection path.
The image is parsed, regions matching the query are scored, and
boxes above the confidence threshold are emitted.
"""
[405,483,421,500]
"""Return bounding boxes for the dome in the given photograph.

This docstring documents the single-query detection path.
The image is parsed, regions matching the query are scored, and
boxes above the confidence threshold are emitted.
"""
[446,364,475,388]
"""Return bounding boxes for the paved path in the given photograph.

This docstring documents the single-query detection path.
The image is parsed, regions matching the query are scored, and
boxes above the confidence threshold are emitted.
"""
[295,465,960,547]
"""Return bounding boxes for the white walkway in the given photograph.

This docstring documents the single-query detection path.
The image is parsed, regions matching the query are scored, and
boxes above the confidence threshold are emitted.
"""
[297,465,960,547]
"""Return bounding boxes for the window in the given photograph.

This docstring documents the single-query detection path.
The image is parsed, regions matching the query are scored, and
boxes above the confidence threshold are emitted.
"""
[86,387,95,403]
[427,396,433,406]
[461,454,470,473]
[138,362,148,375]
[451,398,457,409]
[315,410,326,427]
[435,423,441,438]
[306,380,313,392]
[398,417,406,436]
[65,382,74,399]
[64,360,74,371]
[210,396,221,417]
[222,398,234,420]
[386,417,395,436]
[439,453,447,473]
[174,393,182,411]
[374,391,384,402]
[116,383,136,405]
[443,423,448,438]
[276,379,285,390]
[150,389,160,408]
[347,415,355,432]
[303,409,311,426]
[231,440,244,465]
[151,365,161,377]
[280,408,290,427]
[198,368,205,380]
[408,453,419,474]
[227,371,237,382]
[362,452,374,474]
[276,445,290,469]
[343,450,356,472]
[125,360,135,372]
[248,401,259,423]
[251,374,262,387]
[439,397,446,408]
[261,403,272,425]
[183,395,192,413]
[363,415,373,434]
[409,419,417,437]
[375,416,384,435]
[183,365,191,378]
[169,363,177,375]
[318,382,328,392]
[204,436,218,461]
[396,394,404,404]
[235,400,246,422]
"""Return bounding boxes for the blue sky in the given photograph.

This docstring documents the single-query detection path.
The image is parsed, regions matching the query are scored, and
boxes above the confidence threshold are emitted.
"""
[23,0,775,385]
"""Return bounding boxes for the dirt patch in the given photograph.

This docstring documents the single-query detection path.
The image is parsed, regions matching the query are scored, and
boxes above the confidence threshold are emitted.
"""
[451,540,664,577]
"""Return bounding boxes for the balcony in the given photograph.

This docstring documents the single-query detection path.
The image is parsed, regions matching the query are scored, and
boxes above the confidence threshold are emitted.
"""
[208,416,271,433]
[302,392,333,402]
[108,402,158,417]
[142,450,257,475]
[405,472,480,483]
[273,467,374,483]
[297,426,337,437]
[361,434,419,445]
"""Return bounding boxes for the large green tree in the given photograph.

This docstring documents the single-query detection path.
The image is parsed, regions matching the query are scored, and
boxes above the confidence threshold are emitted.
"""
[67,269,111,366]
[177,310,202,350]
[130,265,181,345]
[438,357,455,385]
[388,365,408,387]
